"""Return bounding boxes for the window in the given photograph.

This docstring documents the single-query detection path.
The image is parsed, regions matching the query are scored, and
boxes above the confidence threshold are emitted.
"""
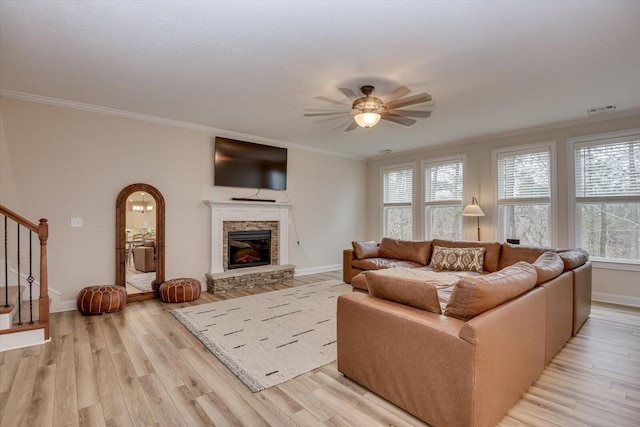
[571,131,640,263]
[495,142,555,246]
[423,158,463,240]
[382,165,413,239]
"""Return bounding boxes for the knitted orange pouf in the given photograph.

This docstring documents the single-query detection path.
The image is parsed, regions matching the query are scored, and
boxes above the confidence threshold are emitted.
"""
[159,278,201,303]
[77,285,126,315]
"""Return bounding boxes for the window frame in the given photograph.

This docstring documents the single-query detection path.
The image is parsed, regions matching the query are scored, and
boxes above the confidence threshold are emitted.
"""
[568,128,640,270]
[492,141,557,246]
[380,162,415,239]
[421,155,465,240]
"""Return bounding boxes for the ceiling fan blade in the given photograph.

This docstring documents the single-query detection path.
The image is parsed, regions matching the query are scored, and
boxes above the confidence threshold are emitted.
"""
[344,120,358,131]
[303,107,346,112]
[315,96,349,106]
[339,87,359,101]
[331,117,353,130]
[304,112,349,117]
[386,85,411,102]
[388,110,432,118]
[384,92,432,110]
[381,115,417,126]
[316,115,350,124]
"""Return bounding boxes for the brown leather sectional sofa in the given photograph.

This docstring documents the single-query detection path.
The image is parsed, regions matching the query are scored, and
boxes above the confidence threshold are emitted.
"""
[338,238,592,427]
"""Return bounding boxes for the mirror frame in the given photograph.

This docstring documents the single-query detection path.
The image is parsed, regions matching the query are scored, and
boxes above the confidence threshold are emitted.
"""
[116,183,165,301]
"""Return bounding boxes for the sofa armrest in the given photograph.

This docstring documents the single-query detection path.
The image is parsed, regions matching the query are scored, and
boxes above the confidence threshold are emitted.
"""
[572,260,592,335]
[343,249,360,284]
[458,287,546,426]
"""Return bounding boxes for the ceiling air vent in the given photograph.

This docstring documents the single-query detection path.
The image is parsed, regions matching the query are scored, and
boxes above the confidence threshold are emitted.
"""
[587,105,616,116]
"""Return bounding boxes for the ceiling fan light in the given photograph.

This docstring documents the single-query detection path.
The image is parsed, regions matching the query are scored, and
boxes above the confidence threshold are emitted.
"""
[354,112,381,128]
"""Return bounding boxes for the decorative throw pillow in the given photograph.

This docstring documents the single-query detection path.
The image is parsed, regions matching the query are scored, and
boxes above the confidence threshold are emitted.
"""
[430,246,485,273]
[352,241,380,259]
[432,239,502,272]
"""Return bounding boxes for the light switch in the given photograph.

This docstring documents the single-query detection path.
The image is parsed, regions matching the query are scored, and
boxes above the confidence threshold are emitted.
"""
[70,217,83,228]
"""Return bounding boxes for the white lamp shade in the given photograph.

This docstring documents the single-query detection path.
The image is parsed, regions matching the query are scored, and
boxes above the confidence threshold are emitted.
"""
[354,112,381,128]
[462,203,485,216]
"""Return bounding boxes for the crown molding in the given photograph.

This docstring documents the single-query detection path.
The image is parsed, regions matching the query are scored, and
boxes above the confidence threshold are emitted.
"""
[366,107,640,161]
[0,90,363,160]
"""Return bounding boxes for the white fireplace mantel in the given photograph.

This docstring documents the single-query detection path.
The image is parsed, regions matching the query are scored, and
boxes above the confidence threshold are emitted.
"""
[204,200,292,273]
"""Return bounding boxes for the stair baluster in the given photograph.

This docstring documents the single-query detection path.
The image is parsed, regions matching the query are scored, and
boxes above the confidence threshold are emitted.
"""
[28,231,34,324]
[17,224,22,325]
[3,216,7,308]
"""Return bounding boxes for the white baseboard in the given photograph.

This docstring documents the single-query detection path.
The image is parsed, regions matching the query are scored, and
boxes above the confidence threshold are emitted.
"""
[0,328,50,352]
[592,292,640,308]
[295,264,341,277]
[52,299,78,313]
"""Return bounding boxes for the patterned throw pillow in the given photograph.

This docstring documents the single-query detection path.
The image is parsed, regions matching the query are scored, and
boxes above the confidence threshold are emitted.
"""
[430,246,485,273]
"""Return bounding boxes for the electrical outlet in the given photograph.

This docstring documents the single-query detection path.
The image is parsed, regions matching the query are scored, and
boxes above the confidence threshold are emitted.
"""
[70,217,83,228]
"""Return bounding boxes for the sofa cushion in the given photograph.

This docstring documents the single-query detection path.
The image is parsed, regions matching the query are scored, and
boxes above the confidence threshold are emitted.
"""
[378,238,432,265]
[366,267,461,287]
[432,239,502,272]
[444,261,537,321]
[498,243,549,270]
[352,258,423,272]
[532,252,564,285]
[362,269,460,314]
[557,248,589,271]
[429,246,485,273]
[352,241,380,259]
[350,273,368,292]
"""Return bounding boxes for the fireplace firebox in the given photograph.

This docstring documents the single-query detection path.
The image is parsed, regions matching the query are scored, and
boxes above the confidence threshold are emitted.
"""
[227,230,271,269]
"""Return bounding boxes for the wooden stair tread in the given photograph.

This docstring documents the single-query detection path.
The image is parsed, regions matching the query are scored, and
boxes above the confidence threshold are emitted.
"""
[1,285,41,325]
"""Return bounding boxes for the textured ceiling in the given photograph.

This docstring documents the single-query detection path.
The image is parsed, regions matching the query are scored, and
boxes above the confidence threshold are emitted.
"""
[2,1,640,159]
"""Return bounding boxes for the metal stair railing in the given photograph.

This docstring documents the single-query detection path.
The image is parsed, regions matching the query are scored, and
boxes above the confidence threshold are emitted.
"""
[0,205,49,340]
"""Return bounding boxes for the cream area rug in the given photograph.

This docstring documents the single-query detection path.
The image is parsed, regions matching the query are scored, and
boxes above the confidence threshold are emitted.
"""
[170,279,351,392]
[126,272,155,291]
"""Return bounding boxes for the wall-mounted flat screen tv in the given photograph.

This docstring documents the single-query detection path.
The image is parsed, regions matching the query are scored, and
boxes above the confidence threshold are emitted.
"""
[214,137,287,190]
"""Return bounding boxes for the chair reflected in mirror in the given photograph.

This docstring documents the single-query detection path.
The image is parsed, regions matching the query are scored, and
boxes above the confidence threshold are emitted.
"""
[134,235,156,273]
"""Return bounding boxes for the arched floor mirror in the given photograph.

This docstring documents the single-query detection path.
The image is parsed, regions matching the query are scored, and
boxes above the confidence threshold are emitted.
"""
[116,183,165,302]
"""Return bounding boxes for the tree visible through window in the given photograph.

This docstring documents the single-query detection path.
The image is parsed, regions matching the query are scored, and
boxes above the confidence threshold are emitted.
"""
[496,144,554,246]
[382,165,413,239]
[424,159,463,240]
[574,136,640,262]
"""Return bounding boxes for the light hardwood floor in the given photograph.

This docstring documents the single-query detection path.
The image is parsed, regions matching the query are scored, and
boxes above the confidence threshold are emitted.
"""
[1,270,639,426]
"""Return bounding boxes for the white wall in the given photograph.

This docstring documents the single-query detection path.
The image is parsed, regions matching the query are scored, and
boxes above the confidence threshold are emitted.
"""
[0,98,367,305]
[366,115,640,306]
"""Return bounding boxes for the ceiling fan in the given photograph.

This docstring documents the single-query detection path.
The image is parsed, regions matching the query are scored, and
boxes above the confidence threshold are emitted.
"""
[304,85,434,131]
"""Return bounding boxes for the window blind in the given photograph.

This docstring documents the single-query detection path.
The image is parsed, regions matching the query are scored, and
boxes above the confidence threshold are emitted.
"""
[498,150,550,200]
[575,140,640,198]
[425,160,463,202]
[383,167,413,204]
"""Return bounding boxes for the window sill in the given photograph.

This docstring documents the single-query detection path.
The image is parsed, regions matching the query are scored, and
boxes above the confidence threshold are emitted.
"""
[591,259,640,272]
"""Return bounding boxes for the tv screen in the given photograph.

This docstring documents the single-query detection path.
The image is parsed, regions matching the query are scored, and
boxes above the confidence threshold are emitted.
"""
[214,137,287,190]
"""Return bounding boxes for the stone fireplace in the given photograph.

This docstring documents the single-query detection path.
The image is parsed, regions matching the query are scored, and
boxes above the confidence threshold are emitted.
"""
[204,201,294,292]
